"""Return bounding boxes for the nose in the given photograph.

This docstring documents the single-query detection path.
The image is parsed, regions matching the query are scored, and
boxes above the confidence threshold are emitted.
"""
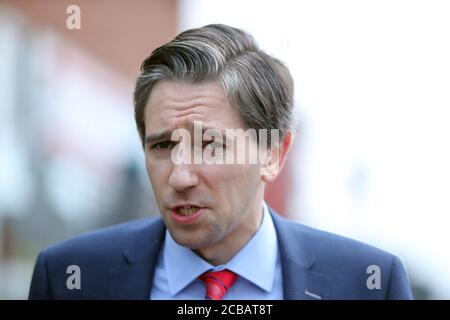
[168,164,199,191]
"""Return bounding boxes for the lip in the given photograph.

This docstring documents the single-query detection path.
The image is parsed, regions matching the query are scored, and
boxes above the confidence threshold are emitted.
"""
[170,206,206,225]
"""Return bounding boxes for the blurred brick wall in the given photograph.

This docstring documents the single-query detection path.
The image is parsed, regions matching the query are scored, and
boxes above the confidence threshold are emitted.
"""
[3,0,178,80]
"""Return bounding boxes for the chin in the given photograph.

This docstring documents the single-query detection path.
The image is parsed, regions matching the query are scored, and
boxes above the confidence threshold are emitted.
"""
[170,230,216,250]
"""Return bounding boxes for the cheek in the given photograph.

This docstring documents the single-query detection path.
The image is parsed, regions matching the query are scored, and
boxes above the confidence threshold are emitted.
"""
[145,157,171,195]
[204,164,260,197]
[145,157,155,182]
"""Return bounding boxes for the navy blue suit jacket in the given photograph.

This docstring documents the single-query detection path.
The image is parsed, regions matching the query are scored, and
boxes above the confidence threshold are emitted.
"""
[29,209,413,299]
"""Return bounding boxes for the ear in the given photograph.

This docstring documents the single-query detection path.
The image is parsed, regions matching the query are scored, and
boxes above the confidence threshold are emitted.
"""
[261,131,294,183]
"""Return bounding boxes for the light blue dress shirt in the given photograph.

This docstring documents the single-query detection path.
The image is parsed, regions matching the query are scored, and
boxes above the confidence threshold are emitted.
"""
[150,202,283,299]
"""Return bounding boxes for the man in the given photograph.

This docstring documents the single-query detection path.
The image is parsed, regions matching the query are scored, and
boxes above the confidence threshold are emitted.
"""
[29,24,413,300]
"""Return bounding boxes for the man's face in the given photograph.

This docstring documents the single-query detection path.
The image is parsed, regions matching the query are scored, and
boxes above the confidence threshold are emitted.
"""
[143,80,265,252]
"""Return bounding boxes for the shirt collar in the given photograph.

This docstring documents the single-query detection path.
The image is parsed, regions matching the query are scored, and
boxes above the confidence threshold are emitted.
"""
[164,202,278,295]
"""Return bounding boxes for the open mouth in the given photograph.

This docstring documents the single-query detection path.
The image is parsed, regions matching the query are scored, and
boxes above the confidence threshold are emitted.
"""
[170,204,206,225]
[175,205,201,216]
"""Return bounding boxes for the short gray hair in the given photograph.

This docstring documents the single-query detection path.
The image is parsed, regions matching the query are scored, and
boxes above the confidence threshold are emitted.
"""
[134,24,294,146]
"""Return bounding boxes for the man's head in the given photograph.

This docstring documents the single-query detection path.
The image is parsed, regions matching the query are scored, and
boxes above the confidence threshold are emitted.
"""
[134,24,295,264]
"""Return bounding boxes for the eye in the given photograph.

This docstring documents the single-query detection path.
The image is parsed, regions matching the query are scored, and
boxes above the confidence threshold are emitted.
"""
[202,140,213,148]
[202,140,224,149]
[151,141,176,150]
[203,140,225,159]
[212,141,224,149]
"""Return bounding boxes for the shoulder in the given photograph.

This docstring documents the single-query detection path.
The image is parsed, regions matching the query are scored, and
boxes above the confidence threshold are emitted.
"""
[29,217,165,299]
[271,212,413,299]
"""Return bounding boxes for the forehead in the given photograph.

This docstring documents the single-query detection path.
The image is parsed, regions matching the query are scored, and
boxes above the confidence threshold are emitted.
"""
[144,80,244,133]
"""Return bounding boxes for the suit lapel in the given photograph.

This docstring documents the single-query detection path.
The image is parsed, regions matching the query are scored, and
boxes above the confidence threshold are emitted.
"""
[105,211,330,300]
[270,210,330,300]
[107,218,166,299]
[281,258,330,300]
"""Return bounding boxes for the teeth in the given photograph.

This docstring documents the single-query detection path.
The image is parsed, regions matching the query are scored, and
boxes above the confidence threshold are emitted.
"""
[176,205,199,216]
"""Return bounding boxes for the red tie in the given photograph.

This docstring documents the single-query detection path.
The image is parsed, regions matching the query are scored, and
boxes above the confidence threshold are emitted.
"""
[198,269,238,300]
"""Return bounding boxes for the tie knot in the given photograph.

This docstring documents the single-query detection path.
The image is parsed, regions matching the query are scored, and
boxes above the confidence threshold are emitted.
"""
[198,269,238,300]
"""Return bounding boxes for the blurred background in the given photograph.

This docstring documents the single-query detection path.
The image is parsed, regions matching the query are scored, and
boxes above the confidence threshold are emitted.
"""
[0,0,449,299]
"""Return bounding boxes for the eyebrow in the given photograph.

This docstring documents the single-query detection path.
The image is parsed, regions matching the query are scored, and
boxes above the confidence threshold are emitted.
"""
[144,130,173,145]
[144,126,227,145]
